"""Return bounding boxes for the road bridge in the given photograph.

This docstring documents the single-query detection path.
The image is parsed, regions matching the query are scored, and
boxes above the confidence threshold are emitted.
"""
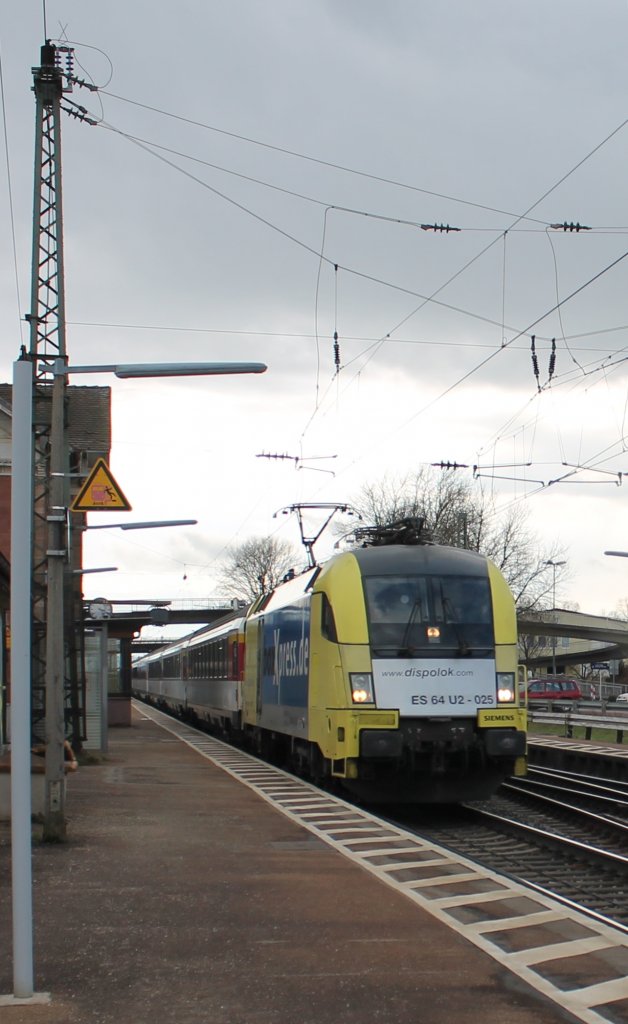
[517,608,628,670]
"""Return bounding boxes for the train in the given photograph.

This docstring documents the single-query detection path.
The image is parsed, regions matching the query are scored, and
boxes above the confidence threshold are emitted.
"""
[133,520,527,802]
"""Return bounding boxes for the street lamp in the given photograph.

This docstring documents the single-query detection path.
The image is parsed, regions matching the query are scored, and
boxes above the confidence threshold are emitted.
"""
[544,559,567,674]
[83,519,197,530]
[8,354,266,1001]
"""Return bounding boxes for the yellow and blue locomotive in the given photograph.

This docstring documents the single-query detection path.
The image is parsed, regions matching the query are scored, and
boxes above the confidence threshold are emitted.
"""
[134,522,526,803]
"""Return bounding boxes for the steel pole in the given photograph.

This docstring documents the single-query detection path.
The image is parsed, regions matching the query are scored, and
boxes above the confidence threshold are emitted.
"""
[43,363,67,841]
[552,564,557,675]
[100,624,109,754]
[9,359,34,997]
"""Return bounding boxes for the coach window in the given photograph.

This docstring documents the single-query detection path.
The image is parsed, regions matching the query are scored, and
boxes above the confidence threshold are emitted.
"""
[148,659,161,680]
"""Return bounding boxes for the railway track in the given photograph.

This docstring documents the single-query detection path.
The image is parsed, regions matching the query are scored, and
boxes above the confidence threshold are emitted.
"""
[392,766,628,930]
[507,764,628,822]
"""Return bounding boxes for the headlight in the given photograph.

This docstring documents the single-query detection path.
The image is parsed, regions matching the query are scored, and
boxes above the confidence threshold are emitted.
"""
[350,672,374,704]
[496,672,515,702]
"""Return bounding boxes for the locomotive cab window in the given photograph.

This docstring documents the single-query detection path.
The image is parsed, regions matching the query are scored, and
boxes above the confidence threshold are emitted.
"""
[321,593,338,643]
[364,574,493,655]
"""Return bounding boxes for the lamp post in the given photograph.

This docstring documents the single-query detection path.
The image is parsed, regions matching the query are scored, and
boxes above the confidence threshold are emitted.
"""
[544,558,566,674]
[8,354,266,1000]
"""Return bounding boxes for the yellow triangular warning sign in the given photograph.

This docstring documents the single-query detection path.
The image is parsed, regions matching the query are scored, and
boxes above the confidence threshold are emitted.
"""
[71,458,132,512]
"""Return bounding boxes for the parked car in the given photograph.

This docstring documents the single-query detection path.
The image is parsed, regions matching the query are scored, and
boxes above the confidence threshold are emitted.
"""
[616,692,628,703]
[526,677,583,701]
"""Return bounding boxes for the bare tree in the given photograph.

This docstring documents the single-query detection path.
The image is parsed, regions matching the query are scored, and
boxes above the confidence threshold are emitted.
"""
[518,629,550,669]
[351,469,484,547]
[218,535,300,603]
[615,598,628,620]
[481,503,567,611]
[348,469,567,612]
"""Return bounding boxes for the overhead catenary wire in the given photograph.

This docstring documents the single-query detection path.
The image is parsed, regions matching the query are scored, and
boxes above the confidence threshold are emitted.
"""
[299,321,628,495]
[55,67,628,540]
[545,226,586,375]
[67,121,598,235]
[299,130,628,432]
[97,112,597,463]
[346,118,628,366]
[96,127,628,498]
[94,118,565,342]
[473,347,628,495]
[64,317,628,353]
[80,92,628,439]
[77,105,628,424]
[477,341,628,461]
[52,66,628,390]
[328,248,628,466]
[98,87,563,226]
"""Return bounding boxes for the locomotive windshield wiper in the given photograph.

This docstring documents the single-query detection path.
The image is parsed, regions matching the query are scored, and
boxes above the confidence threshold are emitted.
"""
[442,598,471,656]
[398,600,423,655]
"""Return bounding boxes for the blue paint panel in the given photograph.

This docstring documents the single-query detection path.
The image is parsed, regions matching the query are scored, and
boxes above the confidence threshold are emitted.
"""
[261,600,310,709]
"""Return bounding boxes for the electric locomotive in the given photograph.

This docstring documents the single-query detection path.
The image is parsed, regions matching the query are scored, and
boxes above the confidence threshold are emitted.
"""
[134,520,526,803]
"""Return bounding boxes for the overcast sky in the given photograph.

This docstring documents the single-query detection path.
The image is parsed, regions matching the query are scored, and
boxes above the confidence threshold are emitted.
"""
[3,2,628,624]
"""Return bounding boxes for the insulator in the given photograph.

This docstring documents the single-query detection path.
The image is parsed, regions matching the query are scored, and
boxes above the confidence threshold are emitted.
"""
[61,104,98,126]
[548,338,556,380]
[530,335,540,388]
[67,74,99,92]
[333,330,340,371]
[550,221,591,232]
[41,42,56,66]
[421,223,461,233]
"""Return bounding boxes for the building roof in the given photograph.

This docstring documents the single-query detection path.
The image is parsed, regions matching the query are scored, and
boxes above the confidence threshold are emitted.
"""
[0,383,111,451]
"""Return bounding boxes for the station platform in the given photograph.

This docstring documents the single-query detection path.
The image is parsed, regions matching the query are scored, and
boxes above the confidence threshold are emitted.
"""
[528,730,628,778]
[0,709,610,1024]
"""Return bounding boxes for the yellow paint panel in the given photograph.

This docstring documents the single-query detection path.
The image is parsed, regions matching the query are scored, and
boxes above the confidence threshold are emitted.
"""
[242,618,261,726]
[309,706,399,760]
[487,560,517,644]
[354,711,398,728]
[314,553,369,643]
